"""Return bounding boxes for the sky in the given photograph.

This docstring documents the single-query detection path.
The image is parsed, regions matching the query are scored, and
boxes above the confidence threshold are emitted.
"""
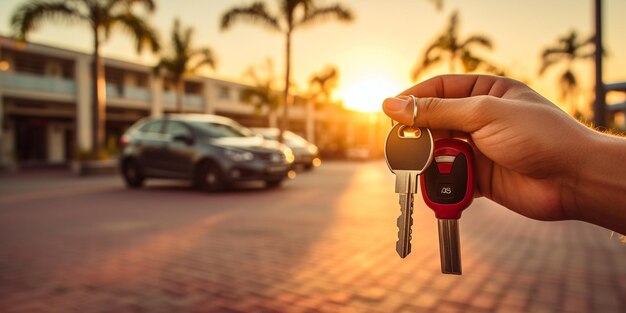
[1,0,625,113]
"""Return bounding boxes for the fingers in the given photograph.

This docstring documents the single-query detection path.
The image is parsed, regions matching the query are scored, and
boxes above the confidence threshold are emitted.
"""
[400,74,518,98]
[382,94,489,133]
[382,74,520,133]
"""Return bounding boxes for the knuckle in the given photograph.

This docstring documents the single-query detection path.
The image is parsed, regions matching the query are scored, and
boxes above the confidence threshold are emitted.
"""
[416,97,441,127]
[418,97,440,114]
[467,95,493,128]
[471,95,491,113]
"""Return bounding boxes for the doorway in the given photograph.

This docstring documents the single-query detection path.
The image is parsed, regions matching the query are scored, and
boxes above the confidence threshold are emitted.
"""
[15,117,47,164]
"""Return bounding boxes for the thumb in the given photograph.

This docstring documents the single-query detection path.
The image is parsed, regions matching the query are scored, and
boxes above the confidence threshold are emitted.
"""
[382,95,488,133]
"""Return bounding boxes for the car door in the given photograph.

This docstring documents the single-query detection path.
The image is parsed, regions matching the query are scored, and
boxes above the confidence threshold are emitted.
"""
[135,120,169,175]
[161,120,196,178]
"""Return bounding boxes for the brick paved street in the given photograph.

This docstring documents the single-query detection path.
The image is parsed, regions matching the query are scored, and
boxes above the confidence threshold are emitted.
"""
[0,161,624,313]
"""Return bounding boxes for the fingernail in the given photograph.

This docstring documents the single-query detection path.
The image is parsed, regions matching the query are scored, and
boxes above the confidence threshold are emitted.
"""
[383,96,410,112]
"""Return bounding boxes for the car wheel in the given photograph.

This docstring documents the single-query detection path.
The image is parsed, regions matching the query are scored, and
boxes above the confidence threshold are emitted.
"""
[122,158,145,188]
[265,179,284,189]
[196,161,226,192]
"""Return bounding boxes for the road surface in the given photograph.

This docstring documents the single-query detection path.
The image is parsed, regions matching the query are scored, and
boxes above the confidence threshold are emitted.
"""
[0,161,624,313]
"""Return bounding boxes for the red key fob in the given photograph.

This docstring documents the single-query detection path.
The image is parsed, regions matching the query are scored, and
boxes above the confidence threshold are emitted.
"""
[420,138,475,219]
[420,138,475,274]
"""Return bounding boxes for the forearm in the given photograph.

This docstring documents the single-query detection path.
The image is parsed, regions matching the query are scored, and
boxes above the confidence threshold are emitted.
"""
[567,132,626,234]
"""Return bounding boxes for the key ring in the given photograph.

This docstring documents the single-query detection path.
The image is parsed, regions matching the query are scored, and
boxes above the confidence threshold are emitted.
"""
[409,95,418,127]
[390,95,419,127]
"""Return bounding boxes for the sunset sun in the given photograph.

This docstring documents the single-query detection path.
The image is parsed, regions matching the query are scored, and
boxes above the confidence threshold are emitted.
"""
[337,74,405,112]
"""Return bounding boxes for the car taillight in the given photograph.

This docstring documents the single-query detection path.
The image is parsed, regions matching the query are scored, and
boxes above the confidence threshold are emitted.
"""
[120,134,130,148]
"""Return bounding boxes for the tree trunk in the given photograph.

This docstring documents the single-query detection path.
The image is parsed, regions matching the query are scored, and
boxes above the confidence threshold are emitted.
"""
[176,78,185,113]
[280,30,292,144]
[305,99,315,143]
[449,52,456,73]
[92,26,106,156]
[593,0,605,127]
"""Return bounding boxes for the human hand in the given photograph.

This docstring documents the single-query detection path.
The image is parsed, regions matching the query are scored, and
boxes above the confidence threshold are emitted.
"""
[383,74,626,234]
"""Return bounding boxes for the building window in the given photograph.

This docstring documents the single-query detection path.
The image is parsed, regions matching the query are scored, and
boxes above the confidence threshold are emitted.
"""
[218,85,231,100]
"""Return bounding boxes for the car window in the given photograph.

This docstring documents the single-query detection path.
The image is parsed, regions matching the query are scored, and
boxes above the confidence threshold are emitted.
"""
[190,121,252,138]
[284,131,309,146]
[138,121,164,134]
[165,121,192,138]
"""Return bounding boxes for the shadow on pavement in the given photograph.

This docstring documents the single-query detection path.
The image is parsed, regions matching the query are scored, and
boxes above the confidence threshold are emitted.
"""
[0,163,356,313]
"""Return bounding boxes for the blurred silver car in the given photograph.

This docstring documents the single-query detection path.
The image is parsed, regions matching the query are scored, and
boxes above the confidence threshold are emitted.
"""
[251,128,320,170]
[120,115,294,191]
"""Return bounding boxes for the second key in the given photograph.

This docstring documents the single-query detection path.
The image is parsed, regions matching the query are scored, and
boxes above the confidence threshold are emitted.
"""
[420,138,475,274]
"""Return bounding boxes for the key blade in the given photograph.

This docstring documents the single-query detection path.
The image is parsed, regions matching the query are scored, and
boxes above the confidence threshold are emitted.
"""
[396,193,414,258]
[437,219,462,274]
[394,170,419,194]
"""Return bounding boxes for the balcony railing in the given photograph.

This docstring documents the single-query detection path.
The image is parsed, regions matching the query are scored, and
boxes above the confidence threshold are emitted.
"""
[162,91,204,110]
[0,71,76,95]
[106,84,150,102]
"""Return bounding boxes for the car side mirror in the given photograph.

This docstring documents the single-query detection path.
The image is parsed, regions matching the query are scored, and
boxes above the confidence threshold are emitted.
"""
[173,134,194,145]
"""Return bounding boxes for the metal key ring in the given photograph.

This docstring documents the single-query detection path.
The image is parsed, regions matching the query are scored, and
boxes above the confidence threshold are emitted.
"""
[409,95,418,127]
[390,95,418,127]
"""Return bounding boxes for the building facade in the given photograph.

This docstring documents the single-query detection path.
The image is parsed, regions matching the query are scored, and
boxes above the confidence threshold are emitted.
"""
[0,36,386,169]
[0,36,323,169]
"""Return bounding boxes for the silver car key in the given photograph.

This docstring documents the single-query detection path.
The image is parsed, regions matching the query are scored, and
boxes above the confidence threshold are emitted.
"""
[384,123,434,258]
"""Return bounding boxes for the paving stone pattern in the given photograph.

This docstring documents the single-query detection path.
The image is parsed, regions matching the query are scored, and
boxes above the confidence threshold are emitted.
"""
[0,162,624,313]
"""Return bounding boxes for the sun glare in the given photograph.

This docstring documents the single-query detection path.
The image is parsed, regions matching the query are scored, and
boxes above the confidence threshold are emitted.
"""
[337,75,404,112]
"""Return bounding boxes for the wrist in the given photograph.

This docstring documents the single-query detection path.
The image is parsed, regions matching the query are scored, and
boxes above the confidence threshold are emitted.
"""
[564,130,626,234]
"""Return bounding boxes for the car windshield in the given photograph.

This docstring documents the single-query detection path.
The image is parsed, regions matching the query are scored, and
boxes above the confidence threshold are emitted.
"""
[190,121,253,138]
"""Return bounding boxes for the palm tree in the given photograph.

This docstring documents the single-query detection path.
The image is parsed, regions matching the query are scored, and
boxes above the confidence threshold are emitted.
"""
[411,10,497,81]
[429,0,444,11]
[156,18,217,113]
[308,65,339,110]
[11,0,160,156]
[220,0,353,142]
[306,65,339,142]
[240,58,281,127]
[539,30,595,116]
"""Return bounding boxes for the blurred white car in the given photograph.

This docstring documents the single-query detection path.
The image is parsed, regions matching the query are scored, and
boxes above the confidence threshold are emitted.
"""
[251,128,320,170]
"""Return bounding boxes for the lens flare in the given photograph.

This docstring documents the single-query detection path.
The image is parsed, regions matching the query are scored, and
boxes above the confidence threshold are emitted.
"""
[312,158,322,167]
[288,170,297,179]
